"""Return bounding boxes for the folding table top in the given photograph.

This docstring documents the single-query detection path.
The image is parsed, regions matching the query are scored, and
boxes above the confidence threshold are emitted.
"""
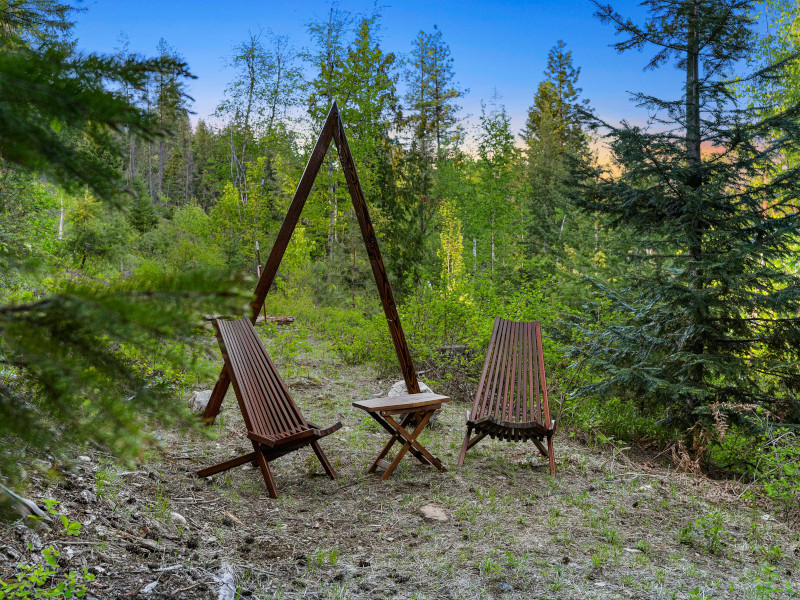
[353,392,450,414]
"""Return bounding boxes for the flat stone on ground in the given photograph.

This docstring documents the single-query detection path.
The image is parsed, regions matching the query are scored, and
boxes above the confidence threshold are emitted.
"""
[419,504,448,522]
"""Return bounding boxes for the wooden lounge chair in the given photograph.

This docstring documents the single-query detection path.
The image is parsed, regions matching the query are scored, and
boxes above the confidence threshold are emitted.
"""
[197,318,341,498]
[457,318,556,474]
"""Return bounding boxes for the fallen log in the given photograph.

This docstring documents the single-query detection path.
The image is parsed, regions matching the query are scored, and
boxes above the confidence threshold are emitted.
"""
[255,315,295,325]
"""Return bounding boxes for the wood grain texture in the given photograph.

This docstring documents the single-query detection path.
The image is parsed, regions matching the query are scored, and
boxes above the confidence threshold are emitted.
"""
[203,101,420,422]
[353,392,449,413]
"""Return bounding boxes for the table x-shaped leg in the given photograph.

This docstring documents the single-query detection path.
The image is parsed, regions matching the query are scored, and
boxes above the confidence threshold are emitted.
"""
[367,409,447,480]
[367,412,428,472]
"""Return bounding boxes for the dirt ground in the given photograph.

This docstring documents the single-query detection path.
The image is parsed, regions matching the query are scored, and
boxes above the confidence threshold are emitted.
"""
[1,330,799,599]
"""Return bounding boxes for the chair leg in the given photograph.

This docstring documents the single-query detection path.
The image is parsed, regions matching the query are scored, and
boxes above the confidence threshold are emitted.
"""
[547,435,556,476]
[311,441,337,480]
[532,438,549,457]
[196,452,257,478]
[467,431,488,450]
[457,427,472,466]
[252,441,279,498]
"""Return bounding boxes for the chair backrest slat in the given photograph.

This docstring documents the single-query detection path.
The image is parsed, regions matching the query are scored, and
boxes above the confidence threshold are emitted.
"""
[239,324,300,435]
[215,319,307,439]
[222,320,272,436]
[480,317,507,422]
[536,321,551,426]
[470,317,549,427]
[237,322,287,436]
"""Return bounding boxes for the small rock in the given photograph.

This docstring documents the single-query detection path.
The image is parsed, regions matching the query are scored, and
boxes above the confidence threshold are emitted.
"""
[497,581,513,592]
[79,490,97,504]
[188,390,213,414]
[419,504,448,522]
[0,545,21,562]
[624,547,642,553]
[14,524,42,551]
[387,380,434,396]
[170,512,187,527]
[78,456,91,463]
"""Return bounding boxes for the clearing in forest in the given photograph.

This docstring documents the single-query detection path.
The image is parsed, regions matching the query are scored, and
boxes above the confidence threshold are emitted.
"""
[1,327,798,599]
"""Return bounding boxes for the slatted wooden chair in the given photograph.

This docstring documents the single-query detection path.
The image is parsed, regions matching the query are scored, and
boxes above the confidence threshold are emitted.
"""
[457,317,557,474]
[197,318,341,498]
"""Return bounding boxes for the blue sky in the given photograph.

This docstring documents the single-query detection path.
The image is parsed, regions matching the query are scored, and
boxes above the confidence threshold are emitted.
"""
[70,0,691,139]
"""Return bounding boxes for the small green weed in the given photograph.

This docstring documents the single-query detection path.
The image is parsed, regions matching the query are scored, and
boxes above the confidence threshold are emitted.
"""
[0,546,96,599]
[547,565,564,592]
[478,556,502,578]
[148,482,170,521]
[759,545,783,564]
[601,526,620,545]
[752,565,796,598]
[94,461,120,502]
[696,510,728,555]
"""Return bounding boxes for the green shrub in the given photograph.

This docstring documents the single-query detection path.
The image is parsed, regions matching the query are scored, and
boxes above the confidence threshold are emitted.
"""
[0,546,95,599]
[758,428,800,519]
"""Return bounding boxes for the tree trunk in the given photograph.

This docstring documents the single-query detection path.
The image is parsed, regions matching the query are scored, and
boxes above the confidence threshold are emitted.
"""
[129,134,135,183]
[157,140,165,198]
[472,237,477,275]
[686,0,705,392]
[490,212,495,277]
[328,157,336,257]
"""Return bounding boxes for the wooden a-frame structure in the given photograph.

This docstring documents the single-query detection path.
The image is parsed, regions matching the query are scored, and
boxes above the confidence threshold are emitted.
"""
[202,102,420,422]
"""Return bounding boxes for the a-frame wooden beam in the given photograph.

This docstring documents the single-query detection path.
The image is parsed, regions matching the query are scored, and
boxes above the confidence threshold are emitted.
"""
[203,102,419,423]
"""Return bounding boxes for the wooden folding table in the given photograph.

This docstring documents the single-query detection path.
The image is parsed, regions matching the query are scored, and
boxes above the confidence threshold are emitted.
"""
[353,392,450,480]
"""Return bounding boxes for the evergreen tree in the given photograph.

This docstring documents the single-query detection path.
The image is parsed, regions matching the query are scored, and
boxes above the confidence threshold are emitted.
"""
[322,13,406,301]
[305,7,353,258]
[520,41,597,293]
[581,0,800,441]
[190,119,227,209]
[127,178,158,233]
[397,25,465,283]
[403,25,465,161]
[0,2,242,489]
